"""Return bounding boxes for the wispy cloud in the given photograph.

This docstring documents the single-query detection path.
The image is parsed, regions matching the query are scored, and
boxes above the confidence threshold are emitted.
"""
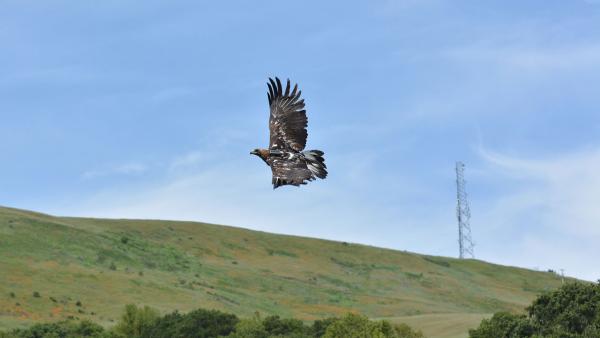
[82,162,147,180]
[479,146,600,236]
[169,151,206,171]
[475,146,600,280]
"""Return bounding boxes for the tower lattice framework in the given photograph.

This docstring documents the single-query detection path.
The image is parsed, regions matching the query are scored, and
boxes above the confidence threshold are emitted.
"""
[456,162,475,259]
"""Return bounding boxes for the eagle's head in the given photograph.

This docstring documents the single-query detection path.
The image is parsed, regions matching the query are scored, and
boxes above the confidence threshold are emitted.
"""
[250,148,269,163]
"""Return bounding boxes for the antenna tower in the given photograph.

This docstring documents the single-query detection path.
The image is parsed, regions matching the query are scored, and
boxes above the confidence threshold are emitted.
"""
[456,162,475,259]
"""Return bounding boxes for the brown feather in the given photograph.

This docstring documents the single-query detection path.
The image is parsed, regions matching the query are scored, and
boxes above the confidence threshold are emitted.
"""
[268,77,308,152]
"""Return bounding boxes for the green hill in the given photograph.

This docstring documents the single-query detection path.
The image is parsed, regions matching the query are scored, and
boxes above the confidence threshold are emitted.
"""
[0,206,565,338]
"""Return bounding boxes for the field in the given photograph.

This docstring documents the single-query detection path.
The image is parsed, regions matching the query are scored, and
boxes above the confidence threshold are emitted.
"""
[0,206,565,337]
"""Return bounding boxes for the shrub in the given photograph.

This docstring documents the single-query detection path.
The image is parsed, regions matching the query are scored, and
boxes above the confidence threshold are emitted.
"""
[528,281,600,335]
[3,320,110,337]
[143,311,184,338]
[262,315,308,336]
[227,315,268,338]
[310,317,337,337]
[393,323,425,338]
[470,281,600,338]
[176,308,238,337]
[468,312,533,338]
[145,308,238,338]
[32,291,41,298]
[73,320,106,336]
[323,313,422,338]
[114,304,159,338]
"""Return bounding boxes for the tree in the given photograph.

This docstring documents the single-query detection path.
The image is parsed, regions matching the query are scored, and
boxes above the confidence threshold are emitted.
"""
[144,311,184,338]
[470,281,600,338]
[310,317,337,337]
[226,316,268,338]
[528,282,600,335]
[393,323,425,338]
[262,315,308,336]
[468,312,534,338]
[323,313,421,338]
[145,308,238,338]
[176,308,238,337]
[114,304,160,338]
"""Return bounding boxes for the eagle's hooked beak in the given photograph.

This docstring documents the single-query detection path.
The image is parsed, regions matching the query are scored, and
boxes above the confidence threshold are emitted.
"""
[250,149,259,155]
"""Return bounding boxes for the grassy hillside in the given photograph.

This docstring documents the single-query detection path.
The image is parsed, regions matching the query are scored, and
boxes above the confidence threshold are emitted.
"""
[0,206,565,337]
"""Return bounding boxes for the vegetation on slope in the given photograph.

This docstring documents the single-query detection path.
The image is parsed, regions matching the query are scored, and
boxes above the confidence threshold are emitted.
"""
[0,206,566,336]
[1,304,425,338]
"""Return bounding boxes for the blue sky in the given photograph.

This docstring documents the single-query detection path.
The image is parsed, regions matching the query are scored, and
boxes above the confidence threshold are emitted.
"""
[1,0,600,281]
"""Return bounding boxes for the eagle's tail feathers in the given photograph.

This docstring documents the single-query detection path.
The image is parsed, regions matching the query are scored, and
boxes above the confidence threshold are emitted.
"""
[303,150,327,179]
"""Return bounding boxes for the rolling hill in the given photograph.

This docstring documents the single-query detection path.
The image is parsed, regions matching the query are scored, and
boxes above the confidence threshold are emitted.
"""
[0,206,565,337]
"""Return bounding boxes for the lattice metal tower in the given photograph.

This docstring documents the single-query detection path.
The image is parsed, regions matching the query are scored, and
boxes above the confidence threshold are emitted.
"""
[456,162,475,259]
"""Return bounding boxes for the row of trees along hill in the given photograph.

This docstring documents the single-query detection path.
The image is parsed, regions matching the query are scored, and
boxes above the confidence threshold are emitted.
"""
[0,305,424,338]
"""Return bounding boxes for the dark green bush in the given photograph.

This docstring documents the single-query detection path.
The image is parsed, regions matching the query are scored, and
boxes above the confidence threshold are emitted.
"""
[468,312,534,338]
[262,315,308,336]
[470,281,600,338]
[176,308,238,337]
[310,317,337,338]
[143,311,184,338]
[528,282,600,335]
[145,308,238,338]
[5,320,112,338]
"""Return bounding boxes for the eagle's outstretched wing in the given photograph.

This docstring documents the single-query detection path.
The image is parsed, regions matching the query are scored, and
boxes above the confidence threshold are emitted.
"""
[270,156,314,189]
[267,77,307,152]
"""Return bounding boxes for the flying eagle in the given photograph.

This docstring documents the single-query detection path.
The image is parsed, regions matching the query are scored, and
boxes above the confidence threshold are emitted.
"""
[251,77,327,189]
